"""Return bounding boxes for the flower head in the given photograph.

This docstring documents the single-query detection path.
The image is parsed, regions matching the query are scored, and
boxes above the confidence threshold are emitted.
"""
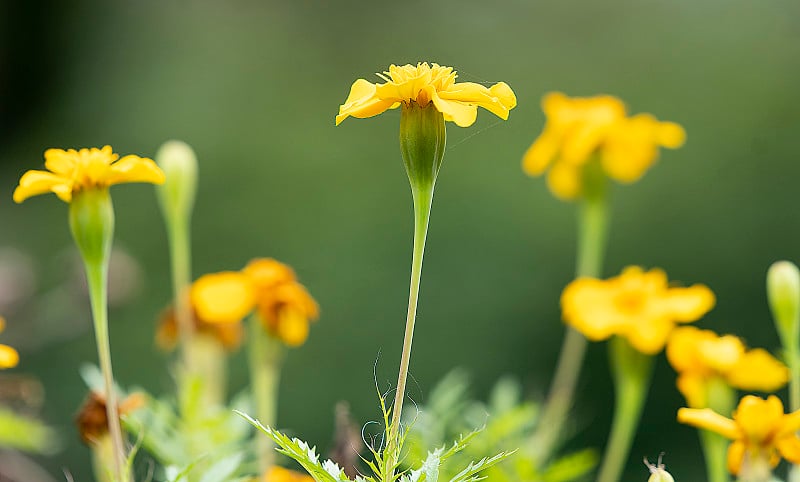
[561,266,715,354]
[188,259,319,347]
[336,62,516,127]
[156,304,244,352]
[14,146,165,203]
[0,316,19,369]
[75,391,145,445]
[678,395,800,475]
[667,326,788,407]
[522,93,685,200]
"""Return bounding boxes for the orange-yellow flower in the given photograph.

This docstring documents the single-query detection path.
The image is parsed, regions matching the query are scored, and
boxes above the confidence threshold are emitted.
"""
[75,391,145,445]
[188,259,319,347]
[0,316,18,369]
[678,395,800,475]
[522,92,685,200]
[14,146,165,203]
[667,326,788,407]
[263,466,314,482]
[561,266,715,354]
[156,304,244,352]
[336,62,516,127]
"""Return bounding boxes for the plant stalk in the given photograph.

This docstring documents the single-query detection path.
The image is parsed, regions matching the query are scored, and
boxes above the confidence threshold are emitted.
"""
[248,315,284,473]
[596,336,654,482]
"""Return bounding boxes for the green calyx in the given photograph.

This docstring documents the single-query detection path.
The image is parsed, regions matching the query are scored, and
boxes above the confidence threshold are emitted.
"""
[69,188,115,267]
[156,140,198,224]
[400,102,446,196]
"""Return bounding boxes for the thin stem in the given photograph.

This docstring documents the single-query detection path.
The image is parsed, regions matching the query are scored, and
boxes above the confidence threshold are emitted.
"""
[533,188,608,460]
[85,260,127,482]
[596,337,654,482]
[699,377,734,482]
[385,187,433,475]
[167,218,194,370]
[248,315,284,473]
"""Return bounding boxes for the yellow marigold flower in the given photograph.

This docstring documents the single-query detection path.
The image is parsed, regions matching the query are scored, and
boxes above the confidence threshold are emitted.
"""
[189,259,319,347]
[13,146,165,203]
[678,395,800,475]
[263,466,314,482]
[522,92,685,200]
[0,316,19,369]
[336,62,517,127]
[190,272,256,324]
[561,266,715,354]
[667,327,788,407]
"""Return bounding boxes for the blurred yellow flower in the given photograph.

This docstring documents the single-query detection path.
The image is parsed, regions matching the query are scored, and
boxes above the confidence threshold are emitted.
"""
[263,466,314,482]
[0,317,18,369]
[522,92,685,200]
[667,326,788,407]
[678,395,800,475]
[561,266,715,354]
[336,62,516,127]
[245,258,319,347]
[188,259,319,347]
[14,146,165,203]
[156,304,244,352]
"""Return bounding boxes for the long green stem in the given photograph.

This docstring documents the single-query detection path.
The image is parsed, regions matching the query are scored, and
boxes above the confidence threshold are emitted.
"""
[248,315,284,473]
[533,184,608,460]
[167,218,194,370]
[596,337,654,482]
[85,260,127,482]
[385,187,433,476]
[698,377,734,482]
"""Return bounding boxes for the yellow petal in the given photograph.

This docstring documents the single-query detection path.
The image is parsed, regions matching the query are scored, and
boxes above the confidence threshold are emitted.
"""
[666,326,710,373]
[661,284,715,322]
[243,258,296,290]
[777,436,800,465]
[107,156,166,186]
[0,344,19,369]
[676,373,708,408]
[725,348,789,392]
[522,129,559,176]
[561,277,622,340]
[43,148,77,174]
[13,170,72,203]
[545,162,582,200]
[336,79,396,125]
[438,81,516,120]
[657,121,686,148]
[727,440,746,475]
[733,395,784,443]
[698,335,745,373]
[621,316,674,354]
[677,407,740,440]
[190,272,256,324]
[430,90,478,127]
[276,307,310,347]
[776,408,800,438]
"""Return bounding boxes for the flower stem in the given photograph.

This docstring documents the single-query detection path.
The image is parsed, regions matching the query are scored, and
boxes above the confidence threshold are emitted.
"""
[84,258,127,482]
[699,377,734,482]
[596,336,654,482]
[248,315,284,473]
[167,217,195,372]
[533,168,608,460]
[385,185,433,476]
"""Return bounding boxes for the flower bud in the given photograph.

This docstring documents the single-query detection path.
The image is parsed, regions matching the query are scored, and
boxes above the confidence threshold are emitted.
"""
[69,189,114,267]
[399,102,446,197]
[645,457,675,482]
[155,140,198,224]
[767,261,800,347]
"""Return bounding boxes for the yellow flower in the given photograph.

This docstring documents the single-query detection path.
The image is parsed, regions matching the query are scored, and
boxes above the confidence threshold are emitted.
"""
[188,259,319,347]
[156,304,244,352]
[522,92,685,200]
[561,266,715,354]
[0,316,18,369]
[336,62,517,127]
[678,395,800,475]
[14,146,165,203]
[667,326,788,407]
[262,466,314,482]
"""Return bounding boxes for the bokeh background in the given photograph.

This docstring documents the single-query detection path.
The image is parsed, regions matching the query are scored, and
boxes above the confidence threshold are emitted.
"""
[1,0,799,480]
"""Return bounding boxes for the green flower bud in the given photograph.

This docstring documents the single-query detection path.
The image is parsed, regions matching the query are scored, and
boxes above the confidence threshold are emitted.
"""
[767,261,800,348]
[399,102,446,197]
[155,140,198,224]
[69,189,114,267]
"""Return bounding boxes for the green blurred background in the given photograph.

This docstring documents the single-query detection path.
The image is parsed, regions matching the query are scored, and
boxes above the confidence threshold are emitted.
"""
[1,0,799,480]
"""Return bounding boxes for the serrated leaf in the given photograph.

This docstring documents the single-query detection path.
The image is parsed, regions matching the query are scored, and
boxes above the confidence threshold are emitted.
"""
[448,450,516,482]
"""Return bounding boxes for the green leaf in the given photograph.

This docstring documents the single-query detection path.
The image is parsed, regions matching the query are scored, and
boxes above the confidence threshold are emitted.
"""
[199,453,244,482]
[0,407,58,453]
[448,450,516,482]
